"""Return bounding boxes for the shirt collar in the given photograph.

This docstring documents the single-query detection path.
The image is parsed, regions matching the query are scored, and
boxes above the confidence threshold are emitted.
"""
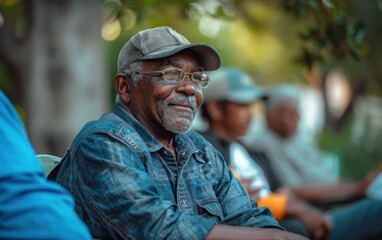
[114,103,164,152]
[113,103,199,154]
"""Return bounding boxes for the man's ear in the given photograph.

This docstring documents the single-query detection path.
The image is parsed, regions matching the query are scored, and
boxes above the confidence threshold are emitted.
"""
[205,101,224,122]
[115,74,131,103]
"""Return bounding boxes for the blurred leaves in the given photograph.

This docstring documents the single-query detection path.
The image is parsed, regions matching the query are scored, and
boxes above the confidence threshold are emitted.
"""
[0,0,375,93]
[281,0,367,69]
[104,0,368,71]
[319,114,382,180]
[0,0,371,81]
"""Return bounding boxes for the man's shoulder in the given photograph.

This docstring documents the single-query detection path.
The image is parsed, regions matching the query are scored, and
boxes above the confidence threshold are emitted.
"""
[196,129,227,147]
[182,130,228,165]
[70,111,139,149]
[183,130,210,145]
[181,130,220,154]
[198,129,218,142]
[80,112,131,135]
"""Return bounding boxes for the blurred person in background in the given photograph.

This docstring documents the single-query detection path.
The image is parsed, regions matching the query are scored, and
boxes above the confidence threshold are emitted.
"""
[0,91,91,240]
[246,84,381,203]
[243,83,382,239]
[198,67,332,239]
[48,26,306,240]
[200,68,382,240]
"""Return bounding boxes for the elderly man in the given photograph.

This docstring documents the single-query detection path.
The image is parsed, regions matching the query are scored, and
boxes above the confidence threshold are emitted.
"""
[245,83,382,239]
[248,84,380,199]
[249,84,340,187]
[49,26,306,239]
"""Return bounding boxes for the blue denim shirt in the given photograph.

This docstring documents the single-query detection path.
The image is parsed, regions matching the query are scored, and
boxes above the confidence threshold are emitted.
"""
[55,104,282,239]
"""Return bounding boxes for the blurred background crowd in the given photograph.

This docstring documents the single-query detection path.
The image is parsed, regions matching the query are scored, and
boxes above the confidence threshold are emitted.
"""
[1,0,382,181]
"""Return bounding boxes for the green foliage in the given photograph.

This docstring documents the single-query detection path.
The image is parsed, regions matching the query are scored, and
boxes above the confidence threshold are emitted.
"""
[318,114,382,180]
[0,0,27,38]
[281,0,367,69]
[99,0,369,74]
[0,63,10,92]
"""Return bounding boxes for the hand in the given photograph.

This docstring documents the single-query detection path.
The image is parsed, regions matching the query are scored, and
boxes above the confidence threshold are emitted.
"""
[278,186,333,239]
[358,170,381,194]
[286,194,332,240]
[276,186,295,199]
[296,203,332,240]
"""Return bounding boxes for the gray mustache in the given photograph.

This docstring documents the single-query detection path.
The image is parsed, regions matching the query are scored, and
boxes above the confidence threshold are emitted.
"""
[168,97,197,110]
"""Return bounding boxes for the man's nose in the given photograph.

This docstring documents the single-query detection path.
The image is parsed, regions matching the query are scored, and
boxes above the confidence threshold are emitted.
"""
[177,75,196,96]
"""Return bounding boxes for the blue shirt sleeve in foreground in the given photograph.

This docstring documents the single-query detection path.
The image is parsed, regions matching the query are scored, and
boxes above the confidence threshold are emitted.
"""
[0,91,91,240]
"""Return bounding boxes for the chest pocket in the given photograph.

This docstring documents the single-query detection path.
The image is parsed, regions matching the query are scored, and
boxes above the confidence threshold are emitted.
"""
[194,197,223,222]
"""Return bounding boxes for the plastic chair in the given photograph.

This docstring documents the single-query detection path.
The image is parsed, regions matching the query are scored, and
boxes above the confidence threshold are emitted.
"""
[37,154,104,240]
[37,154,61,176]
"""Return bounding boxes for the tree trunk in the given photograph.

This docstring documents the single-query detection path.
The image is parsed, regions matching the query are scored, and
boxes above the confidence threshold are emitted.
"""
[1,0,109,156]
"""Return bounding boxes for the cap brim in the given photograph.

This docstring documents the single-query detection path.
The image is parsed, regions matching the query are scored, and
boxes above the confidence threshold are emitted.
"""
[139,44,221,71]
[227,88,265,104]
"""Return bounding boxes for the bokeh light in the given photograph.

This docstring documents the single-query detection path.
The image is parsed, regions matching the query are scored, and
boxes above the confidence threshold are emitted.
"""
[102,19,121,41]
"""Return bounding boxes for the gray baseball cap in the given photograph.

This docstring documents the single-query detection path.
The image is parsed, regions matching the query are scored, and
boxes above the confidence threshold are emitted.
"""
[117,26,221,73]
[203,67,264,103]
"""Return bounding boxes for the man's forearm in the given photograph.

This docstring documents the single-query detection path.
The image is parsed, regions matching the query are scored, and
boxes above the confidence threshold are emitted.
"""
[292,181,362,202]
[206,225,308,240]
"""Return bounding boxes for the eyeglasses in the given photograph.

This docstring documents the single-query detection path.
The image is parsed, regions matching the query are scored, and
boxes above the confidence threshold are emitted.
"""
[137,68,209,88]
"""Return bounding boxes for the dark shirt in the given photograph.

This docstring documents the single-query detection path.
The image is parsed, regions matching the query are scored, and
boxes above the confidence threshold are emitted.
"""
[199,130,283,192]
[246,150,283,192]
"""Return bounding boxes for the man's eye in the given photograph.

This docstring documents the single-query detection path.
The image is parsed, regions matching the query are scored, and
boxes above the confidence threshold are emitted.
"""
[164,69,179,80]
[192,73,203,81]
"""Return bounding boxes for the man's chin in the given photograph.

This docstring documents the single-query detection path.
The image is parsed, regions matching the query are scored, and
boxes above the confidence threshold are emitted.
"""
[164,119,193,134]
[166,125,191,134]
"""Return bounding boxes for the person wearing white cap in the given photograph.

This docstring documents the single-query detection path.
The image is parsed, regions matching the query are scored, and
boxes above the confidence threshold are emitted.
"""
[246,83,382,240]
[249,83,379,194]
[250,83,339,187]
[48,27,306,239]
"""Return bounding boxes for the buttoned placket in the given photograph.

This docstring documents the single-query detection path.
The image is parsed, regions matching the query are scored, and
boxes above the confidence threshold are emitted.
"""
[175,149,193,214]
[160,149,178,197]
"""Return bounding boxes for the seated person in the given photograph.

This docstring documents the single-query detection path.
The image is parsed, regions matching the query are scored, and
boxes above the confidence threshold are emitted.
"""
[0,91,91,239]
[48,26,306,240]
[247,83,380,203]
[198,68,382,240]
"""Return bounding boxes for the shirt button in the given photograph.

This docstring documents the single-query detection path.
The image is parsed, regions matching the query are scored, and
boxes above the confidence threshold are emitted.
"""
[163,150,171,156]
